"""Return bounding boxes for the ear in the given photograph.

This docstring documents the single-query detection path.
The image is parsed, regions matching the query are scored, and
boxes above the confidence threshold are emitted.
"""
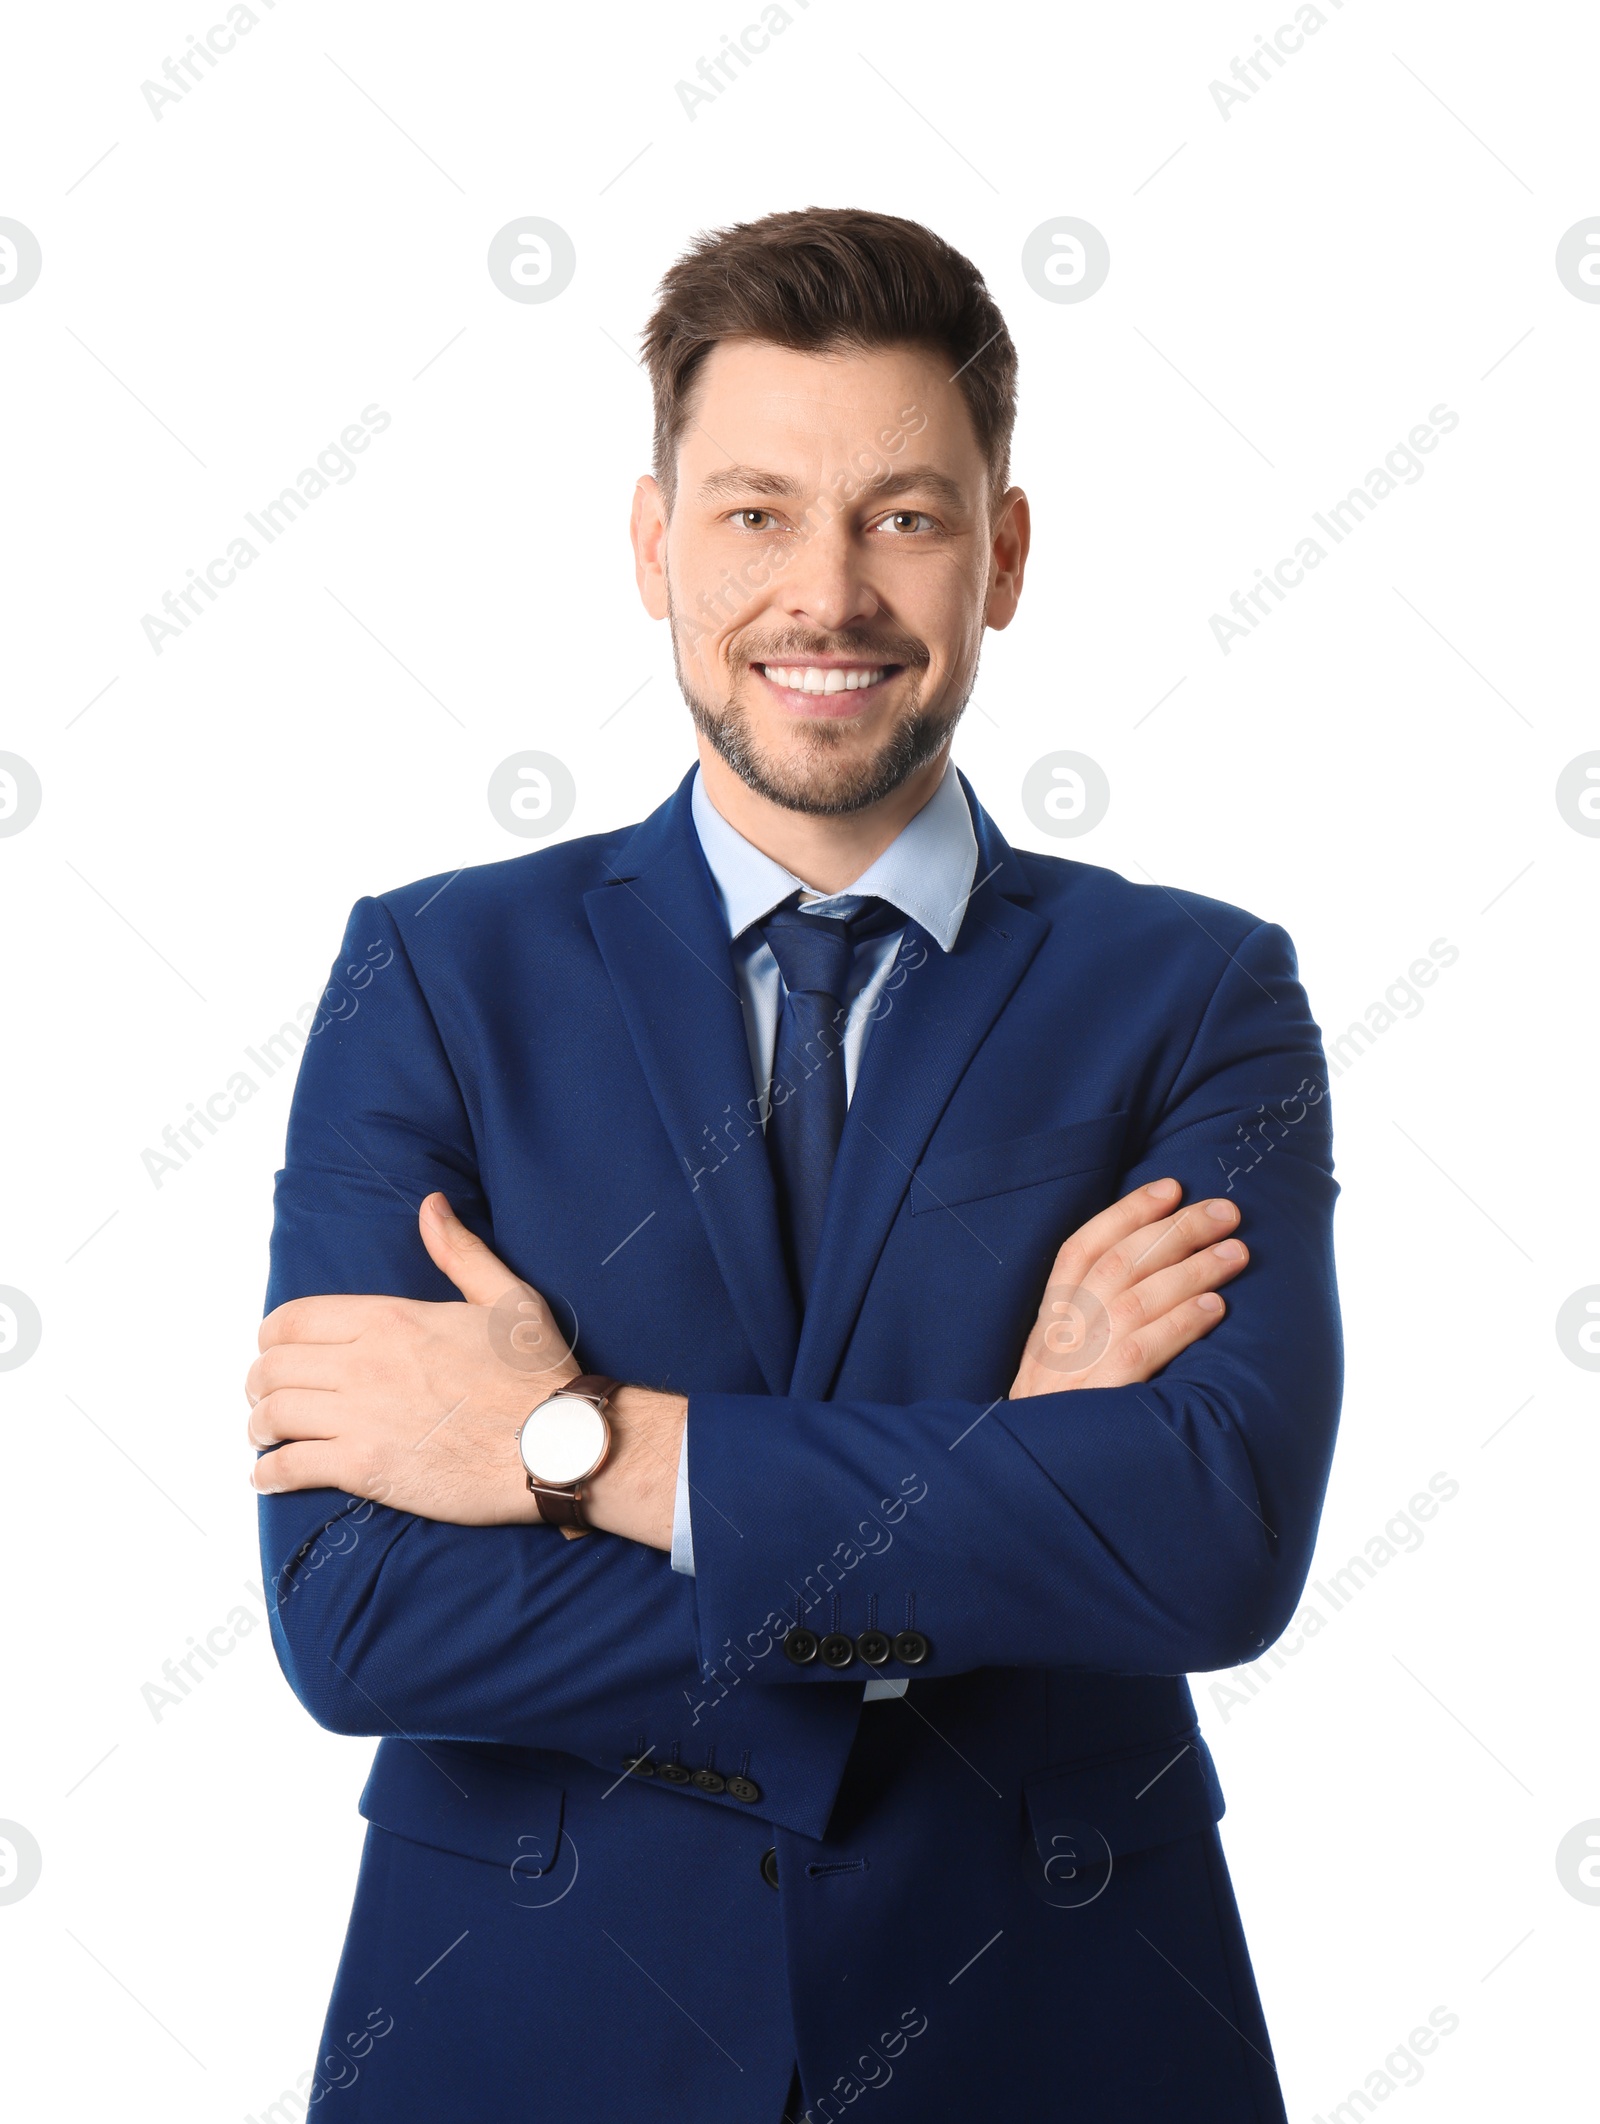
[631,474,671,619]
[984,486,1030,631]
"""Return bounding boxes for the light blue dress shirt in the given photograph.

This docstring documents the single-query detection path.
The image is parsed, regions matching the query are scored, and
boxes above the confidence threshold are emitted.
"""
[671,758,979,1693]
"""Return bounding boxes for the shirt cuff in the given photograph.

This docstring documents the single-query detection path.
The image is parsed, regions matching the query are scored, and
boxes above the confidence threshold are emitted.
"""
[669,1416,695,1576]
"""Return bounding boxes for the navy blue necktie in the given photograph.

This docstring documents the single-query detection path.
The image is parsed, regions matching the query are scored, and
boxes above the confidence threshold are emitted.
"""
[758,893,904,1308]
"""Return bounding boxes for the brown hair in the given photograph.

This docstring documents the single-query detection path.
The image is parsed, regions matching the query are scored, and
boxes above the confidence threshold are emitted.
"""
[640,206,1018,510]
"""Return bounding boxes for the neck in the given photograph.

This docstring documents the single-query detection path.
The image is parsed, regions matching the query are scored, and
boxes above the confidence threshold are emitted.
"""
[694,740,951,894]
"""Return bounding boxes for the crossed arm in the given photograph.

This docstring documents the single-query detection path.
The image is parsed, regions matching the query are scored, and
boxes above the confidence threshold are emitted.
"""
[246,1179,1252,1548]
[250,902,1339,1806]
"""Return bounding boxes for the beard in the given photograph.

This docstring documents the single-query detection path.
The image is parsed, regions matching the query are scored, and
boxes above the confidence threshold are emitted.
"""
[668,600,971,818]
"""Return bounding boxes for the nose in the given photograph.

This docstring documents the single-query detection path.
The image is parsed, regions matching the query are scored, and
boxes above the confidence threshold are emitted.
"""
[774,520,882,638]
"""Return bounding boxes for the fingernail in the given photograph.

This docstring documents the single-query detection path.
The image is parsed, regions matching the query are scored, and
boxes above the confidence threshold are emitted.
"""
[1197,1292,1224,1313]
[1206,1199,1235,1223]
[1212,1239,1246,1261]
[1146,1179,1179,1199]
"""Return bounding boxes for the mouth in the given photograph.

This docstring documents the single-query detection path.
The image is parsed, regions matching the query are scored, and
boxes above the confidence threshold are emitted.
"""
[752,660,906,716]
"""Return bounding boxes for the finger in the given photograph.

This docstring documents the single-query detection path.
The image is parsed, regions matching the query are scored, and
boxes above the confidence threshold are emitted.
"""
[246,1387,340,1447]
[1110,1237,1249,1332]
[1102,1292,1229,1387]
[259,1293,390,1353]
[419,1192,522,1308]
[1083,1196,1241,1299]
[1047,1178,1184,1290]
[246,1342,353,1403]
[250,1440,351,1495]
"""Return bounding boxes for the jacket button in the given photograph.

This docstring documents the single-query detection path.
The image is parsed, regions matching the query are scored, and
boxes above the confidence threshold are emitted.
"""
[760,1846,780,1890]
[726,1775,761,1804]
[856,1629,892,1666]
[784,1628,820,1666]
[657,1761,692,1784]
[622,1754,655,1778]
[819,1633,855,1669]
[691,1768,726,1794]
[892,1629,931,1665]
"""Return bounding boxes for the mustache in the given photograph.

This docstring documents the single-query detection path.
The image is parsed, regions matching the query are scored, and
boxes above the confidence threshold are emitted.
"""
[733,633,930,671]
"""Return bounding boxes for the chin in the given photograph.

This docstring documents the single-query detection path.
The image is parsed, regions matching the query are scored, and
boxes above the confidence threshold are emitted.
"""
[752,752,892,818]
[705,707,958,818]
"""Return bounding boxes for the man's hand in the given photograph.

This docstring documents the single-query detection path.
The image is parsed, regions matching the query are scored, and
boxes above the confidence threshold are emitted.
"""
[1009,1178,1247,1398]
[246,1194,685,1546]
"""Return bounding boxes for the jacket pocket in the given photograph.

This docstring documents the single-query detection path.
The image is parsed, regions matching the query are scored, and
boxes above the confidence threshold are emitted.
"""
[908,1112,1129,1216]
[358,1738,565,1878]
[1022,1729,1224,1899]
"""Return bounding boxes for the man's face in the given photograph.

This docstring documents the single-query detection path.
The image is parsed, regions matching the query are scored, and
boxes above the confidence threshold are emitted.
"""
[631,338,1026,816]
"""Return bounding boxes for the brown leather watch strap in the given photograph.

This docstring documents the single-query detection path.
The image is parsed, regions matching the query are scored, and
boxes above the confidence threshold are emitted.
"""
[528,1484,590,1536]
[526,1376,620,1540]
[565,1373,621,1404]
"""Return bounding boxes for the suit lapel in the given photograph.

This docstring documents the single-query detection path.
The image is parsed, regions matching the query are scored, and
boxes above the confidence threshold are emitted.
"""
[584,774,799,1395]
[790,783,1049,1398]
[585,771,1050,1402]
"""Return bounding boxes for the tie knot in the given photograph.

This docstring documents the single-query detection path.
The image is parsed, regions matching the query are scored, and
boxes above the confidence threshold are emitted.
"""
[758,894,900,1002]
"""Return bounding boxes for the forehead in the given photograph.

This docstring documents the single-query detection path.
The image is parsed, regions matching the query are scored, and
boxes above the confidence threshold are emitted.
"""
[678,337,984,479]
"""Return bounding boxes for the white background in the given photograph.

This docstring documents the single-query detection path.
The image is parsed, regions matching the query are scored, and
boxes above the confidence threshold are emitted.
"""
[2,2,1595,2117]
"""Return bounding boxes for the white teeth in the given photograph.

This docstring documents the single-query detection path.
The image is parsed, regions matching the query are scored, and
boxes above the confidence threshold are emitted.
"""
[762,665,886,694]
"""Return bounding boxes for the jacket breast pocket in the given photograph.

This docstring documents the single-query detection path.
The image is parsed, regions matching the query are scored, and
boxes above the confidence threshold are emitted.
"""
[358,1737,565,1880]
[908,1112,1129,1217]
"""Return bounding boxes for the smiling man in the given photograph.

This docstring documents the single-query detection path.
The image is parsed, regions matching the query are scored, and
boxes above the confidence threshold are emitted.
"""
[251,208,1341,2123]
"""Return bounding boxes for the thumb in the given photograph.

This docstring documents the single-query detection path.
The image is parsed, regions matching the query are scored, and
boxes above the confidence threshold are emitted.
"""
[419,1192,518,1306]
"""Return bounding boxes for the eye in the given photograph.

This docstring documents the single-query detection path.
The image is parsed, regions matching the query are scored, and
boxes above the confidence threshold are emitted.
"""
[731,508,781,531]
[875,510,936,535]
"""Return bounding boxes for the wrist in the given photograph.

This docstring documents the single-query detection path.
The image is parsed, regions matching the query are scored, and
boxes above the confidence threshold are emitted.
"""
[582,1385,687,1549]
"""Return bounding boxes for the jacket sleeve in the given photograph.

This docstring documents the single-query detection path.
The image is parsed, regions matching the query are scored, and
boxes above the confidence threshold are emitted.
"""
[682,919,1344,1685]
[256,897,860,1838]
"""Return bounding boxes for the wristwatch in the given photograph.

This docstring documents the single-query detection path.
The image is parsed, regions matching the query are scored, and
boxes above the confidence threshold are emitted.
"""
[517,1374,620,1539]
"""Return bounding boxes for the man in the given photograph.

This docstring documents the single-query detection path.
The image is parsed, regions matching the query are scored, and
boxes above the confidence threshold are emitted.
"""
[250,207,1341,2121]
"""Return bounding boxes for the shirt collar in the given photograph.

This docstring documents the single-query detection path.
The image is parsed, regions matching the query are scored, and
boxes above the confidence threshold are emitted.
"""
[690,756,979,955]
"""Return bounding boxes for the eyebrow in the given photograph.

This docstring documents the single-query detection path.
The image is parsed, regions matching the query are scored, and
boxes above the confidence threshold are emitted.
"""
[695,462,971,512]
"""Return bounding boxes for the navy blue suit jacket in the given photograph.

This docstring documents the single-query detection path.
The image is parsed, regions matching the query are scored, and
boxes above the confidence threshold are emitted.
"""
[259,768,1341,2122]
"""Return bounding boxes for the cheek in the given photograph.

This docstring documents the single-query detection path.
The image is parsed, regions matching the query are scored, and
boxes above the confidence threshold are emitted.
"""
[673,605,738,678]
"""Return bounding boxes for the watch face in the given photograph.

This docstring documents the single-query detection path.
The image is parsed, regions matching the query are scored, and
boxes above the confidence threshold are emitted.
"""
[519,1395,608,1486]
